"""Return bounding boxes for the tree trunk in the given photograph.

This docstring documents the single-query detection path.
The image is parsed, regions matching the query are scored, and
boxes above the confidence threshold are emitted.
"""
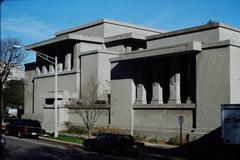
[87,128,92,139]
[0,83,4,117]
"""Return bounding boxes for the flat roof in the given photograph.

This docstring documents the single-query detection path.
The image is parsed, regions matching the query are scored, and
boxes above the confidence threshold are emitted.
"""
[55,19,164,36]
[25,34,104,50]
[147,21,240,40]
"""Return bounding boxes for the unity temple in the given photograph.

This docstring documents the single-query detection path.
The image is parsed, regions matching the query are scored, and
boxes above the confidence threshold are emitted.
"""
[24,19,240,139]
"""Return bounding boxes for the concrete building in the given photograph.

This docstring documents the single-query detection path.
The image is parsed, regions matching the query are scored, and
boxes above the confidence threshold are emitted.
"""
[24,19,240,139]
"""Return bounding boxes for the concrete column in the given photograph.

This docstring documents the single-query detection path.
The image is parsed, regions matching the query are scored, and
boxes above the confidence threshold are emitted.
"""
[36,67,41,75]
[64,53,71,71]
[135,84,147,104]
[126,46,132,52]
[151,82,163,104]
[73,43,80,72]
[168,73,181,104]
[49,65,54,74]
[42,66,48,74]
[186,97,192,104]
[57,63,63,72]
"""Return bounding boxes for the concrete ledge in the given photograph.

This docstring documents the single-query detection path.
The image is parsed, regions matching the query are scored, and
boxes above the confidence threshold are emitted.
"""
[203,39,240,49]
[133,104,195,110]
[110,41,202,62]
[79,49,119,57]
[34,70,80,79]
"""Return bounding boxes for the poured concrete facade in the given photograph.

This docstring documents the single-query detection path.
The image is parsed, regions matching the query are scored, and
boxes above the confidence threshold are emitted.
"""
[24,19,240,139]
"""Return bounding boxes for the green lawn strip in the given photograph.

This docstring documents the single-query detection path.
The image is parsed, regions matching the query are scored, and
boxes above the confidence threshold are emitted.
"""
[47,135,84,144]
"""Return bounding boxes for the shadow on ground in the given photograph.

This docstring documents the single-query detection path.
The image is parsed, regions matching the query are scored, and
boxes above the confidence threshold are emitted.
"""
[145,127,240,160]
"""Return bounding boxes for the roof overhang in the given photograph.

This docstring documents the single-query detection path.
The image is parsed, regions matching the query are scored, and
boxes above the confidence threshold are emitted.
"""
[110,41,202,62]
[25,33,104,50]
[104,32,146,43]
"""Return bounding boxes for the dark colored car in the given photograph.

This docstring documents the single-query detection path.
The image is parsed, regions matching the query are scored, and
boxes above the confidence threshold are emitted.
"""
[83,133,144,154]
[5,119,45,138]
[1,117,17,133]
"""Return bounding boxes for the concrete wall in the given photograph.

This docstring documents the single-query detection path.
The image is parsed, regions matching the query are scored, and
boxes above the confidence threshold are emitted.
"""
[80,53,98,96]
[110,79,136,129]
[147,28,219,49]
[106,44,125,52]
[68,109,110,126]
[79,42,103,52]
[133,108,193,131]
[73,24,104,37]
[98,53,118,93]
[104,23,160,37]
[33,72,79,121]
[219,28,240,42]
[230,46,240,103]
[196,47,230,129]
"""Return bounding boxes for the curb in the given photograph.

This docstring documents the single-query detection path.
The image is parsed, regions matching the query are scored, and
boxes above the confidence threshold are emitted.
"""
[39,136,84,148]
[145,143,178,149]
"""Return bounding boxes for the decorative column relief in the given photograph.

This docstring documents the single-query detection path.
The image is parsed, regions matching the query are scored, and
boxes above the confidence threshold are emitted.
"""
[64,53,71,71]
[49,65,54,73]
[168,73,181,104]
[73,43,80,72]
[57,63,63,72]
[151,82,163,104]
[186,97,192,104]
[36,67,41,75]
[125,46,132,52]
[42,66,48,74]
[135,84,147,104]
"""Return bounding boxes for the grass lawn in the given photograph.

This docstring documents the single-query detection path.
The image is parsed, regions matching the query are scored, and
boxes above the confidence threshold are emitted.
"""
[47,135,84,144]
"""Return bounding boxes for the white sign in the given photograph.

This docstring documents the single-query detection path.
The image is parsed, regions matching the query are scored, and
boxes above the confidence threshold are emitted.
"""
[222,104,240,144]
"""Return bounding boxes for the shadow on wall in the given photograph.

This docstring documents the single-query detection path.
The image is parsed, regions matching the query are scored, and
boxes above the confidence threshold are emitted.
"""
[145,127,240,160]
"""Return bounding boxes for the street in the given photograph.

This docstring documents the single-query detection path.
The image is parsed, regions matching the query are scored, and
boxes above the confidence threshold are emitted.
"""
[1,135,186,160]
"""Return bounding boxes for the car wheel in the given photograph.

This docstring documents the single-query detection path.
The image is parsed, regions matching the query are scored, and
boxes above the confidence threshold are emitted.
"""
[17,132,23,138]
[4,130,10,135]
[34,135,39,139]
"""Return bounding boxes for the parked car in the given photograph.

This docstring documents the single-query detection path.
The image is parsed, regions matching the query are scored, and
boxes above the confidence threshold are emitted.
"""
[5,119,45,138]
[1,117,18,133]
[83,133,144,154]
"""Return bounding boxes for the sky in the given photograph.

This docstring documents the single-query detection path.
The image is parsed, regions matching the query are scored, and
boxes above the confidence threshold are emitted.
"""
[1,0,240,63]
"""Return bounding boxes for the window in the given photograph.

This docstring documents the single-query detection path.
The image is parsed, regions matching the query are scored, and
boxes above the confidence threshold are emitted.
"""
[45,98,54,105]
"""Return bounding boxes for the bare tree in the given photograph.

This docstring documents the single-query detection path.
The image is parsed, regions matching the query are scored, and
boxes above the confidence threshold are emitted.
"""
[0,38,26,117]
[68,74,109,138]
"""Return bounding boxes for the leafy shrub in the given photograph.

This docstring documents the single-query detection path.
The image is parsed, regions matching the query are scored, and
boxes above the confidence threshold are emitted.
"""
[167,136,180,145]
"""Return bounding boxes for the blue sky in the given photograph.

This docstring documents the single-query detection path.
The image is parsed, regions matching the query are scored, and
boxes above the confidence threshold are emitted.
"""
[1,0,240,62]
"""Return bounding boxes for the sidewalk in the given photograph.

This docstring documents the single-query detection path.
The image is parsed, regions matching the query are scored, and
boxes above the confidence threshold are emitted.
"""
[39,135,177,150]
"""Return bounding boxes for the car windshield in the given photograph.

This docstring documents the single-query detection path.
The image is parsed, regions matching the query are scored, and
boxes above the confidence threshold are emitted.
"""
[96,134,107,141]
[123,135,134,142]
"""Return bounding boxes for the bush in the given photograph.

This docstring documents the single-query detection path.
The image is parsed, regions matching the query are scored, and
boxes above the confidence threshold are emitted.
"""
[167,136,180,145]
[66,126,87,135]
